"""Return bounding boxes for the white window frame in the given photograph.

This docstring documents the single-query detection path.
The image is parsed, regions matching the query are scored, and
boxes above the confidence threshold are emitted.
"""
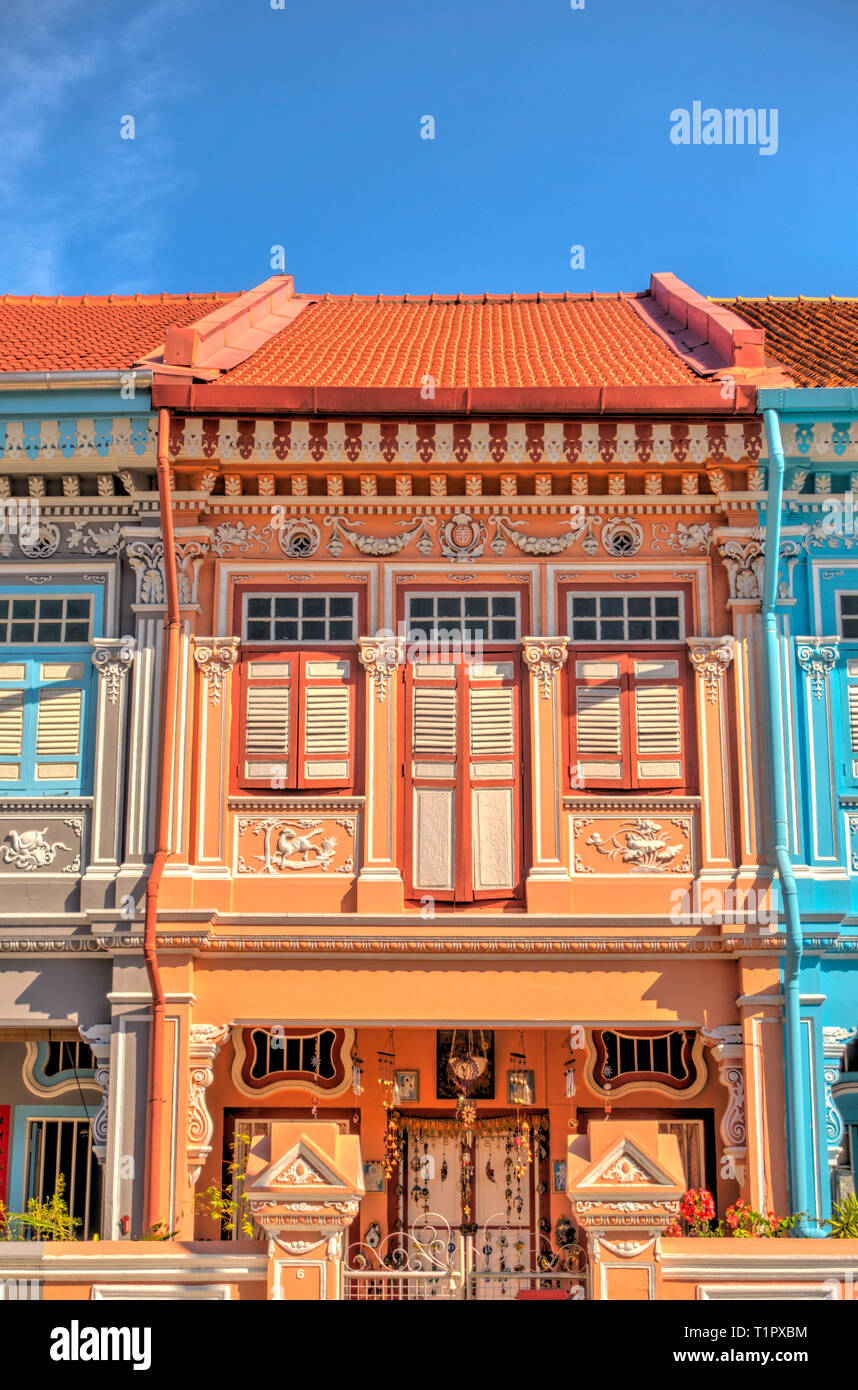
[566,590,685,643]
[835,590,858,640]
[0,594,94,645]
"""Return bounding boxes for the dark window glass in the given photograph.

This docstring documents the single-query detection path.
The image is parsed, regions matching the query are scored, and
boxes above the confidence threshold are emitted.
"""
[572,596,597,617]
[301,620,326,641]
[37,623,62,643]
[329,596,354,618]
[601,621,624,640]
[627,597,651,617]
[493,596,517,616]
[601,597,623,617]
[492,620,517,641]
[655,596,680,616]
[247,597,270,617]
[273,596,299,617]
[655,620,680,640]
[328,621,353,642]
[573,620,597,640]
[12,600,36,619]
[246,620,270,641]
[628,620,652,641]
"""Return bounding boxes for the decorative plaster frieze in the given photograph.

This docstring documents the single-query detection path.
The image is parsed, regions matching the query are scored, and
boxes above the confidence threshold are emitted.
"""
[187,1024,230,1187]
[91,636,136,704]
[795,637,839,700]
[358,635,405,702]
[126,537,165,606]
[717,528,765,602]
[702,1025,747,1180]
[522,637,569,698]
[193,638,239,707]
[686,636,735,704]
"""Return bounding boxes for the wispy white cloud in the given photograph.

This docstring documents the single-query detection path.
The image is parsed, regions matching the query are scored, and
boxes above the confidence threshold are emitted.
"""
[0,0,200,293]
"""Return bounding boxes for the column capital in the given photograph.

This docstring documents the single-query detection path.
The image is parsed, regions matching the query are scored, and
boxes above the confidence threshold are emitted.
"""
[715,526,765,604]
[192,637,240,706]
[79,1022,111,1164]
[187,1023,230,1187]
[686,635,735,704]
[358,634,405,702]
[91,635,135,705]
[521,636,570,698]
[795,635,839,699]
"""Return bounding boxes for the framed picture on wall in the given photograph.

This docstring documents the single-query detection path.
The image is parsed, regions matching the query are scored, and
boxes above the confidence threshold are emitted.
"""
[363,1160,385,1194]
[553,1160,567,1194]
[394,1069,419,1103]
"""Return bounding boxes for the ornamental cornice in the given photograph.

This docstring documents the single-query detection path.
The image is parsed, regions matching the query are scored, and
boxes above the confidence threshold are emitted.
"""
[192,637,240,706]
[686,636,735,704]
[167,416,763,469]
[0,416,156,465]
[91,636,136,703]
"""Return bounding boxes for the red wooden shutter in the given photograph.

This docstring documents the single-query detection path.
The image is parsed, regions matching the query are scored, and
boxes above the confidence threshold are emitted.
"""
[570,656,629,789]
[629,653,686,790]
[237,654,296,790]
[467,654,522,900]
[406,660,459,901]
[297,652,356,791]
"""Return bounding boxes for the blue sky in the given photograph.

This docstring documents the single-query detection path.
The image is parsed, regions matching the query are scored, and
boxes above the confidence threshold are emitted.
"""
[1,0,856,298]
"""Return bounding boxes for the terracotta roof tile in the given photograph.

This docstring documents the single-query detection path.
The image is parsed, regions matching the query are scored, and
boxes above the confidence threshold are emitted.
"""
[0,293,239,372]
[716,297,858,388]
[219,293,700,390]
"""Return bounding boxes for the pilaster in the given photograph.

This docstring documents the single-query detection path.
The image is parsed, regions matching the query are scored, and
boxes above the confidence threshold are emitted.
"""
[356,634,405,911]
[686,636,735,873]
[521,637,572,912]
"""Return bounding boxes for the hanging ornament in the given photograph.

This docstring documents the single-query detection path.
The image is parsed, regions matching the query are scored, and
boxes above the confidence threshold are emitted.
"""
[603,1080,613,1119]
[378,1030,400,1179]
[350,1035,364,1096]
[508,1031,533,1107]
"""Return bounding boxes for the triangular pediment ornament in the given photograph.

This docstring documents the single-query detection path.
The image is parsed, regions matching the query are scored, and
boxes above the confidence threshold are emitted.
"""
[577,1135,678,1192]
[247,1137,346,1194]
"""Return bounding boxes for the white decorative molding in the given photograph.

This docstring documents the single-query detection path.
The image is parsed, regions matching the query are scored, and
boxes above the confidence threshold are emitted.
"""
[193,638,240,707]
[358,634,405,702]
[795,636,839,700]
[702,1024,747,1180]
[127,537,165,606]
[187,1024,230,1187]
[686,636,735,704]
[91,636,136,705]
[79,1024,112,1164]
[522,636,569,698]
[717,528,765,601]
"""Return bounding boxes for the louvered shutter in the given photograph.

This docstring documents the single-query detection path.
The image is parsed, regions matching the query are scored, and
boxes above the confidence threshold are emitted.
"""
[467,656,521,899]
[845,660,858,779]
[0,684,25,785]
[34,662,86,784]
[238,656,295,790]
[407,662,459,900]
[571,658,627,788]
[298,654,355,790]
[630,656,685,789]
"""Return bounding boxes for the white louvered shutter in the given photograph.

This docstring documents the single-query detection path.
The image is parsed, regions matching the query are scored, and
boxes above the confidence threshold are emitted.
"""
[408,663,459,900]
[631,657,685,789]
[240,657,294,788]
[572,659,626,787]
[299,655,355,789]
[468,658,520,898]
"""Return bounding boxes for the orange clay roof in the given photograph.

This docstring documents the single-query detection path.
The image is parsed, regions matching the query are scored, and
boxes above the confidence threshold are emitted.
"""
[218,293,701,390]
[716,297,858,388]
[0,292,239,372]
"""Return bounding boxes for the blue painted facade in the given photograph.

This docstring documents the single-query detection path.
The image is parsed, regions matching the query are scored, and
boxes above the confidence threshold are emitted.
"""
[759,388,858,1225]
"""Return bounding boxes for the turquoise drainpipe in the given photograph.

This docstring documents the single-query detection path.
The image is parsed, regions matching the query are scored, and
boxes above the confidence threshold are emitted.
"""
[761,407,814,1234]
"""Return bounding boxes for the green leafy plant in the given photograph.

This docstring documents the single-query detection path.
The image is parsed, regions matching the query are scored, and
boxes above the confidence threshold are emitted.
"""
[0,1173,80,1241]
[825,1192,858,1238]
[195,1132,256,1237]
[142,1221,179,1241]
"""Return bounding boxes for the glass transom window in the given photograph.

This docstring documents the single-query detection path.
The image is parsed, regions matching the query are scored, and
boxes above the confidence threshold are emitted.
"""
[0,596,92,645]
[838,593,858,639]
[568,592,682,642]
[243,593,357,643]
[406,593,520,642]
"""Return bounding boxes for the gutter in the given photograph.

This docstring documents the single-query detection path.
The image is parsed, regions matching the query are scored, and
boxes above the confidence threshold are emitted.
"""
[0,369,153,390]
[143,407,180,1235]
[761,406,814,1235]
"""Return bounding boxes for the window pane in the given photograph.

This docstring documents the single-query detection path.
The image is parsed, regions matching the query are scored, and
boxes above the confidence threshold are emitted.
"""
[329,595,354,618]
[627,596,651,617]
[601,621,624,640]
[12,600,36,619]
[655,620,680,640]
[301,620,326,641]
[40,599,63,619]
[843,619,858,638]
[437,597,461,618]
[600,597,623,617]
[302,597,325,618]
[841,595,858,614]
[246,597,271,618]
[572,596,596,617]
[654,596,680,616]
[65,622,90,642]
[628,619,653,641]
[409,597,434,618]
[37,623,62,643]
[246,620,270,641]
[468,619,490,640]
[65,599,90,620]
[572,620,597,640]
[492,620,517,641]
[10,622,35,642]
[328,621,353,641]
[273,596,299,617]
[464,596,489,616]
[492,596,517,617]
[273,620,299,642]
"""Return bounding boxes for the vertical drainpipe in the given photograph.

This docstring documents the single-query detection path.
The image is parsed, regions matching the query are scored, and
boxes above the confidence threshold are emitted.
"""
[761,406,813,1234]
[143,407,180,1233]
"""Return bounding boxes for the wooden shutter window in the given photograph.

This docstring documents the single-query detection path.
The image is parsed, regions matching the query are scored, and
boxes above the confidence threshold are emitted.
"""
[468,656,521,898]
[0,689,24,781]
[412,685,458,756]
[241,658,293,787]
[35,686,83,780]
[300,658,354,788]
[631,658,684,788]
[469,687,514,757]
[574,659,625,786]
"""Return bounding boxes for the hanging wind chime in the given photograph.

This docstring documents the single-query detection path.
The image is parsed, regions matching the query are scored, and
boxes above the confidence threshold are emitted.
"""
[563,1027,581,1133]
[447,1028,487,1222]
[378,1030,400,1179]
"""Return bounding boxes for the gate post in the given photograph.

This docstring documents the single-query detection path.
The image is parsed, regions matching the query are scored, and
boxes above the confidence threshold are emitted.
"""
[566,1119,685,1301]
[243,1121,365,1300]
